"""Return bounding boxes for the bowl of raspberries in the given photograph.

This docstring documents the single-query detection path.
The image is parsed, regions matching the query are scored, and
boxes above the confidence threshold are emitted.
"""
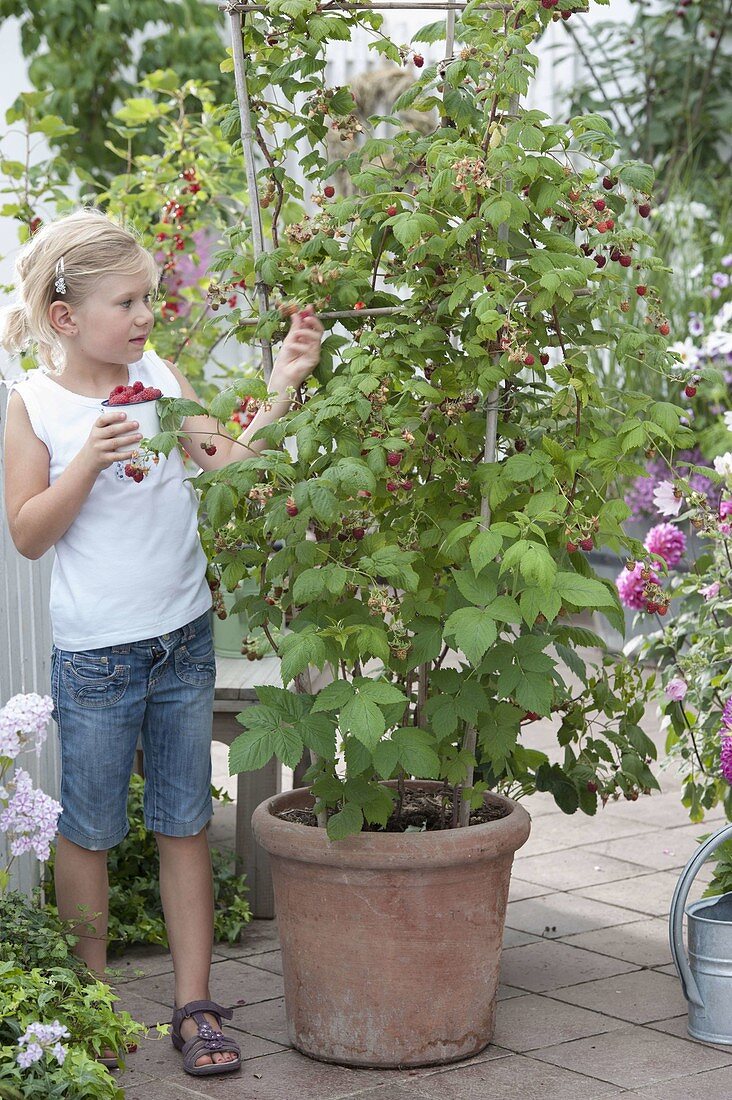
[102,380,163,439]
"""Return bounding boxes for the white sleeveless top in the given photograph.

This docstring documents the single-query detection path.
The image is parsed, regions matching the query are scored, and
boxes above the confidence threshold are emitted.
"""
[7,349,212,651]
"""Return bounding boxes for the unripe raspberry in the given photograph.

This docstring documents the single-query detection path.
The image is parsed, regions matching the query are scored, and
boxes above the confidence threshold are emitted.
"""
[587,780,598,793]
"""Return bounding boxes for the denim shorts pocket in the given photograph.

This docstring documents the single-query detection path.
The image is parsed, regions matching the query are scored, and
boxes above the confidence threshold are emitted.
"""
[61,654,130,708]
[174,643,216,687]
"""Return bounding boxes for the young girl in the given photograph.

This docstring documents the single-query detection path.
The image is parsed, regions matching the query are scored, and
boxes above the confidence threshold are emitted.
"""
[1,207,324,1077]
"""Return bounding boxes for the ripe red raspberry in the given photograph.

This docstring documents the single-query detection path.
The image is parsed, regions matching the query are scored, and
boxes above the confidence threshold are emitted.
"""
[413,54,424,67]
[386,205,398,217]
[658,322,670,336]
[131,381,143,393]
[594,254,607,267]
[352,527,365,540]
[646,601,657,614]
[593,198,606,212]
[133,470,144,483]
[386,451,401,466]
[658,604,668,616]
[386,480,398,492]
[540,0,558,7]
[610,248,622,262]
[586,780,598,793]
[568,189,580,202]
[400,479,413,491]
[524,711,540,721]
[596,221,608,234]
[523,353,535,366]
[124,464,135,477]
[323,185,335,198]
[540,352,550,365]
[110,385,126,396]
[567,541,578,553]
[579,537,594,551]
[605,218,615,230]
[29,216,42,235]
[286,497,298,517]
[638,203,651,218]
[354,301,365,310]
[602,176,615,190]
[636,285,647,296]
[685,385,697,397]
[107,393,127,405]
[182,167,196,181]
[619,255,632,268]
[205,444,217,456]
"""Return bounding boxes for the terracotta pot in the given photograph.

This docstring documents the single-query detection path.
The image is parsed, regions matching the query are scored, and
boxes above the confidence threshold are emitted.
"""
[251,780,531,1068]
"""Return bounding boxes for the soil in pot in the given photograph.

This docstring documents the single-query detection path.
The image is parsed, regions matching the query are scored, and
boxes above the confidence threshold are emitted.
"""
[277,786,510,830]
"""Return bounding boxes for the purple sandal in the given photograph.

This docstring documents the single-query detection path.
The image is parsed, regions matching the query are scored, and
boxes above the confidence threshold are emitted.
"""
[170,999,241,1076]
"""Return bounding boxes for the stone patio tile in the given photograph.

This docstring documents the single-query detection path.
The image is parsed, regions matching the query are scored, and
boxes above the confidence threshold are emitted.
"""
[548,967,687,1023]
[109,986,172,1027]
[610,795,724,830]
[624,1065,732,1098]
[242,949,283,975]
[500,940,638,993]
[503,926,541,948]
[513,848,650,891]
[400,1053,621,1099]
[647,1014,732,1053]
[119,1082,216,1100]
[497,984,528,1001]
[505,891,641,938]
[228,995,290,1046]
[212,919,281,959]
[579,824,707,871]
[106,945,175,985]
[149,1049,419,1100]
[127,958,284,1010]
[523,791,565,818]
[575,870,681,918]
[529,1024,732,1089]
[519,813,656,858]
[560,918,672,968]
[335,1088,437,1100]
[508,877,554,901]
[491,993,626,1051]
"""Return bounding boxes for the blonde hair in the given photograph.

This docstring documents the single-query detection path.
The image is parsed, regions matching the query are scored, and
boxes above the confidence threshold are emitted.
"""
[0,207,159,372]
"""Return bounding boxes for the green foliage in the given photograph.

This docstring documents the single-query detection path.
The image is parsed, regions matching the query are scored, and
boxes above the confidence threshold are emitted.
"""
[0,0,231,182]
[0,892,144,1099]
[44,777,251,953]
[173,0,685,836]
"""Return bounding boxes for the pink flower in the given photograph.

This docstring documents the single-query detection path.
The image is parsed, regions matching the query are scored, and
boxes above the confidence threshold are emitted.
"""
[644,523,686,567]
[721,523,732,536]
[720,501,732,519]
[700,581,721,600]
[653,480,683,517]
[0,769,62,862]
[723,699,732,730]
[666,677,688,701]
[721,738,732,783]
[616,562,659,610]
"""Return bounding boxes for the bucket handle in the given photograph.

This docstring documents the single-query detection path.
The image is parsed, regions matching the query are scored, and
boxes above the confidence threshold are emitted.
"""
[669,820,732,1010]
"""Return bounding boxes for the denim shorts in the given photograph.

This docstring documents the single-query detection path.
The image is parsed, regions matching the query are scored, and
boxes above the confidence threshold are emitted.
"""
[50,610,216,851]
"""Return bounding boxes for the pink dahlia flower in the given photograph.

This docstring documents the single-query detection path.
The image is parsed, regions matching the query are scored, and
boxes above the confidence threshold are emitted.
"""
[721,737,732,784]
[644,523,686,567]
[616,562,659,610]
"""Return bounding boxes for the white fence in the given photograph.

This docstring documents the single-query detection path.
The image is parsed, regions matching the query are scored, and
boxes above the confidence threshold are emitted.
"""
[0,381,59,894]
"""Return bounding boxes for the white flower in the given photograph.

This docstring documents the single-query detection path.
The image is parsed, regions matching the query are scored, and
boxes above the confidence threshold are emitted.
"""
[706,330,732,360]
[724,411,732,433]
[669,339,701,370]
[653,480,684,517]
[689,261,706,280]
[714,453,732,485]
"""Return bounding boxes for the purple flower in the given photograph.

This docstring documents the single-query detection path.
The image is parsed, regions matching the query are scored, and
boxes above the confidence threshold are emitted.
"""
[644,523,686,567]
[712,272,731,289]
[653,481,684,518]
[666,677,688,701]
[0,769,62,862]
[616,562,659,610]
[700,581,721,600]
[0,693,54,759]
[723,699,732,730]
[722,738,732,783]
[721,501,732,519]
[689,314,705,338]
[16,1021,68,1069]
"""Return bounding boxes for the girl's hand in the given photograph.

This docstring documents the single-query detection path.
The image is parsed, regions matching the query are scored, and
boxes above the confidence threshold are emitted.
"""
[270,304,324,394]
[83,410,143,472]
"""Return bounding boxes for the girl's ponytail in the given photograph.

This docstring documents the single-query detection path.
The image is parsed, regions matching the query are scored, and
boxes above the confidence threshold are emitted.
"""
[0,302,31,358]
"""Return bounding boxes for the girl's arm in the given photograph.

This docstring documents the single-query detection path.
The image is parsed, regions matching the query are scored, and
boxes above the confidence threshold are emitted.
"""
[167,305,325,472]
[4,394,144,559]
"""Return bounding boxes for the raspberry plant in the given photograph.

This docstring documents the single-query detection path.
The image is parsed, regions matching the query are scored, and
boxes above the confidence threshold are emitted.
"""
[152,0,702,839]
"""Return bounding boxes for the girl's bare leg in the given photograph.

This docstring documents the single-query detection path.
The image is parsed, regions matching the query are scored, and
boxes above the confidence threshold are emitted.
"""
[54,834,109,975]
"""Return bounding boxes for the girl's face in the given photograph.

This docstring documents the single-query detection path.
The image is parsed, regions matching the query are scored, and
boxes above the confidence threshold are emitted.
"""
[69,271,156,367]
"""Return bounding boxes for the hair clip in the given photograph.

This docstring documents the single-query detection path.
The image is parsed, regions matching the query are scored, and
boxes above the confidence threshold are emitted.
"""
[54,257,67,296]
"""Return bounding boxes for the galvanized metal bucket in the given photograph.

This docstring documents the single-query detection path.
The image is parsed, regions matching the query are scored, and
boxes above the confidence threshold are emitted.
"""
[670,821,732,1044]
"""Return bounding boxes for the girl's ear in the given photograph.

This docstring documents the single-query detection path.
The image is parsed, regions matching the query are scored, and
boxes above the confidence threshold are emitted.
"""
[48,300,78,337]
